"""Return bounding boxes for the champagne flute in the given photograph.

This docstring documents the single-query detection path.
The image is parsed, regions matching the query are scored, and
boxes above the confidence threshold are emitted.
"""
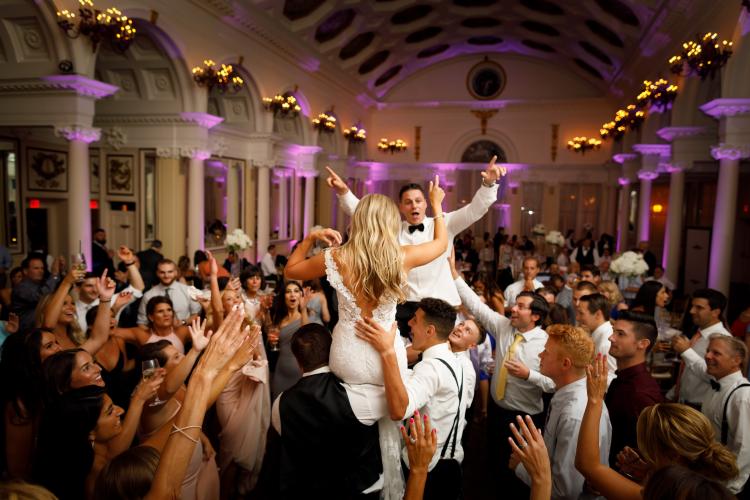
[71,253,87,283]
[141,359,163,406]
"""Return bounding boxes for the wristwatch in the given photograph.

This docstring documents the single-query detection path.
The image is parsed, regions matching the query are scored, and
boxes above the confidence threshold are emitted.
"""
[482,179,496,188]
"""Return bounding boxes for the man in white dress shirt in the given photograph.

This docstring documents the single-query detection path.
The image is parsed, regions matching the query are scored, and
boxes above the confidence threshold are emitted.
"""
[668,288,731,408]
[577,293,617,387]
[702,335,750,496]
[450,253,552,493]
[260,244,277,278]
[326,158,505,340]
[137,259,202,326]
[513,323,611,499]
[355,298,469,500]
[503,257,544,308]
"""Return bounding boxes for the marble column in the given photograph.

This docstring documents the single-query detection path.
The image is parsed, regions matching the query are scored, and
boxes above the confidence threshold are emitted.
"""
[256,164,270,262]
[616,178,631,253]
[278,170,288,239]
[508,183,522,237]
[226,161,240,231]
[187,149,210,259]
[302,173,317,235]
[636,170,658,243]
[707,145,746,294]
[55,125,100,268]
[155,151,187,260]
[662,164,686,285]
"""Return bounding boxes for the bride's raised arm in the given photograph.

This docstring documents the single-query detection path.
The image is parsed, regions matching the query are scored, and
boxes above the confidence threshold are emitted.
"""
[403,175,448,271]
[284,228,342,281]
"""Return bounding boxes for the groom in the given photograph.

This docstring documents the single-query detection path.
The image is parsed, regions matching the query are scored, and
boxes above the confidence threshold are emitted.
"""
[326,157,506,343]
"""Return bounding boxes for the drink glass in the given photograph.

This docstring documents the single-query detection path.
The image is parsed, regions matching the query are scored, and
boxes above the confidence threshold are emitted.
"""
[141,359,163,406]
[71,253,86,282]
[267,325,281,352]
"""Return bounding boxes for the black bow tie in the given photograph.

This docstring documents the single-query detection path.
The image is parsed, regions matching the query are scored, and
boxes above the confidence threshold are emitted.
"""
[408,223,425,234]
[710,379,721,392]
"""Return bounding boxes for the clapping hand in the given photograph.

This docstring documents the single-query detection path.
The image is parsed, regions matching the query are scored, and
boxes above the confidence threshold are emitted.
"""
[508,415,551,484]
[402,409,437,473]
[481,155,507,184]
[196,305,248,376]
[585,353,608,403]
[227,323,262,371]
[325,166,350,196]
[189,317,211,352]
[309,228,342,247]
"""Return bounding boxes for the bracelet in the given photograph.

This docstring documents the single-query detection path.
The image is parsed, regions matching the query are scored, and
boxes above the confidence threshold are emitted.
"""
[434,213,445,220]
[124,261,136,266]
[482,179,496,188]
[170,424,202,444]
[99,298,112,303]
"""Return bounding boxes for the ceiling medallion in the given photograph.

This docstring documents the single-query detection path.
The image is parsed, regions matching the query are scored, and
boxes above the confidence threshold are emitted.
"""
[466,57,506,100]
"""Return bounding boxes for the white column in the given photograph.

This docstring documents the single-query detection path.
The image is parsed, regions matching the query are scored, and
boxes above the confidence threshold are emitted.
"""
[226,162,240,230]
[187,150,210,258]
[616,178,631,253]
[55,125,100,268]
[303,174,317,235]
[662,164,686,286]
[256,164,270,262]
[636,170,657,243]
[707,146,745,294]
[278,170,288,238]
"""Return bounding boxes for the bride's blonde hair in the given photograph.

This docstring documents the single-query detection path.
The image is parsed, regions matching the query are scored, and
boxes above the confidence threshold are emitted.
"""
[337,193,406,305]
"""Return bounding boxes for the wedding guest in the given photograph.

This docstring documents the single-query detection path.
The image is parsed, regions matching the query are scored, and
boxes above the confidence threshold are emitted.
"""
[0,267,22,320]
[579,264,601,286]
[571,280,597,326]
[92,228,115,277]
[598,280,626,317]
[647,265,675,291]
[638,240,658,276]
[642,465,735,500]
[136,239,163,289]
[570,237,599,267]
[260,245,277,279]
[302,278,330,325]
[630,280,669,318]
[503,257,544,308]
[11,255,63,332]
[577,293,617,385]
[137,259,202,326]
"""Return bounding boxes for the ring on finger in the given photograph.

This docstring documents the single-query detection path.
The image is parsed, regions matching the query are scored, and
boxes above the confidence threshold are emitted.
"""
[409,437,417,445]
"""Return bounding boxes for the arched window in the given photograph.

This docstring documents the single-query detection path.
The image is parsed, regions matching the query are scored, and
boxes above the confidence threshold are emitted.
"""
[461,140,507,163]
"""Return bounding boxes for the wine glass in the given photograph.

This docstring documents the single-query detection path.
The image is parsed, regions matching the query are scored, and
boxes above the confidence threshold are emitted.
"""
[71,253,87,283]
[267,325,281,352]
[141,359,163,406]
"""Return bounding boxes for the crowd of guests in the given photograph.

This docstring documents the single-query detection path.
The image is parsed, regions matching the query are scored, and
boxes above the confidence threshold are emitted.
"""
[0,159,748,500]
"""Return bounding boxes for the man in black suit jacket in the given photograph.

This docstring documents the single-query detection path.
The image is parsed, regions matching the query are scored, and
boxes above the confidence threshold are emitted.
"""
[92,228,115,277]
[271,323,382,500]
[136,239,162,289]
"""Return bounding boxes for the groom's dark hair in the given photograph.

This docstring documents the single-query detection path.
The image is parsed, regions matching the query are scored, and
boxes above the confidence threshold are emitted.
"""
[418,298,457,340]
[398,183,426,201]
[292,323,332,373]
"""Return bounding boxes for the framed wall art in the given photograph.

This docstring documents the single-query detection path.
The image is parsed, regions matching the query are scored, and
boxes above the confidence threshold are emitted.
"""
[27,147,68,192]
[466,58,507,100]
[107,154,134,195]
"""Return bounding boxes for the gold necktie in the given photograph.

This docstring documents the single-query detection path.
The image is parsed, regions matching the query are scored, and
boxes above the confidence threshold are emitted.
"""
[495,333,524,401]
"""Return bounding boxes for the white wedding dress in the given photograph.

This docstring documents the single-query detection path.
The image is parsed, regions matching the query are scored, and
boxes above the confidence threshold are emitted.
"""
[324,248,407,499]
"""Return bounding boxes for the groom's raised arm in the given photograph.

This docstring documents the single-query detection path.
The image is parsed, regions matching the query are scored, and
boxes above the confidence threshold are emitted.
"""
[445,156,506,235]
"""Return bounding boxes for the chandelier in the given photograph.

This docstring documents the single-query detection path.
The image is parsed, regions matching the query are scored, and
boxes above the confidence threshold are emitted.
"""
[191,59,244,93]
[312,110,336,133]
[567,136,602,154]
[56,0,135,52]
[637,79,678,111]
[669,32,733,80]
[377,138,407,154]
[343,124,366,143]
[600,104,645,141]
[262,92,301,118]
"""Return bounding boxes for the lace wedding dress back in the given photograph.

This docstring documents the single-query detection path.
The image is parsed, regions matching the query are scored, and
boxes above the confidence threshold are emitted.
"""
[324,248,407,384]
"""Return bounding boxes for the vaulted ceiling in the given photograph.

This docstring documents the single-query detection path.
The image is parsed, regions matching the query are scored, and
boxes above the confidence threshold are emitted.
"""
[245,0,693,99]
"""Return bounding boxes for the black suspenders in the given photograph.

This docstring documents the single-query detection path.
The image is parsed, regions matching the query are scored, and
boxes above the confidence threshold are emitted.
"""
[721,383,750,445]
[436,358,464,459]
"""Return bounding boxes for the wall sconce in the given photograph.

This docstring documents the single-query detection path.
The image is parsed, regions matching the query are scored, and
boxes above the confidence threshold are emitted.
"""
[669,32,733,80]
[191,59,244,93]
[600,104,645,141]
[343,123,366,143]
[263,91,301,118]
[56,0,136,53]
[378,138,407,154]
[651,204,664,213]
[637,79,678,111]
[312,109,336,133]
[566,136,602,154]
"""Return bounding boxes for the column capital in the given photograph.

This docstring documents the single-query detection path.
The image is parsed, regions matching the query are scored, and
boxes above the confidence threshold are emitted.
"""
[710,143,750,161]
[182,148,211,160]
[297,169,319,179]
[632,143,671,158]
[54,125,101,143]
[102,127,127,150]
[700,98,750,119]
[656,126,709,142]
[617,177,632,186]
[637,169,659,181]
[658,161,689,173]
[41,75,118,99]
[612,153,638,164]
[180,112,224,129]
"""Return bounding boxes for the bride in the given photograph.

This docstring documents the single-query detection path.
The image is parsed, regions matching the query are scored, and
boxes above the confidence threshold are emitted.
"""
[285,175,447,384]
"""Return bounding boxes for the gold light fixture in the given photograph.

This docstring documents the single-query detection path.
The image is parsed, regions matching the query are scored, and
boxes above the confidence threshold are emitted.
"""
[262,92,301,118]
[637,79,678,111]
[566,136,602,154]
[600,104,645,141]
[56,0,135,52]
[343,123,366,143]
[191,59,244,93]
[312,109,337,133]
[669,32,733,80]
[378,138,407,153]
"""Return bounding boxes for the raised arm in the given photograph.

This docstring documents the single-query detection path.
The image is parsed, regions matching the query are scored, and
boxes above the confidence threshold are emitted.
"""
[41,267,83,329]
[205,250,224,325]
[158,318,210,400]
[575,354,640,500]
[445,156,505,235]
[326,166,358,216]
[284,228,341,281]
[119,246,145,292]
[403,175,447,271]
[80,270,115,355]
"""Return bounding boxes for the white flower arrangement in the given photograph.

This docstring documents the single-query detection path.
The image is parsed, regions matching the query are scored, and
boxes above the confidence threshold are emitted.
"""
[609,251,649,277]
[224,228,253,253]
[545,230,565,246]
[532,223,547,236]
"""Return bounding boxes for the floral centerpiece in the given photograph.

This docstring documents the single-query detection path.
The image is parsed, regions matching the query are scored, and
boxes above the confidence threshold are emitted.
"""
[224,228,253,253]
[532,223,547,236]
[545,230,564,246]
[610,251,649,277]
